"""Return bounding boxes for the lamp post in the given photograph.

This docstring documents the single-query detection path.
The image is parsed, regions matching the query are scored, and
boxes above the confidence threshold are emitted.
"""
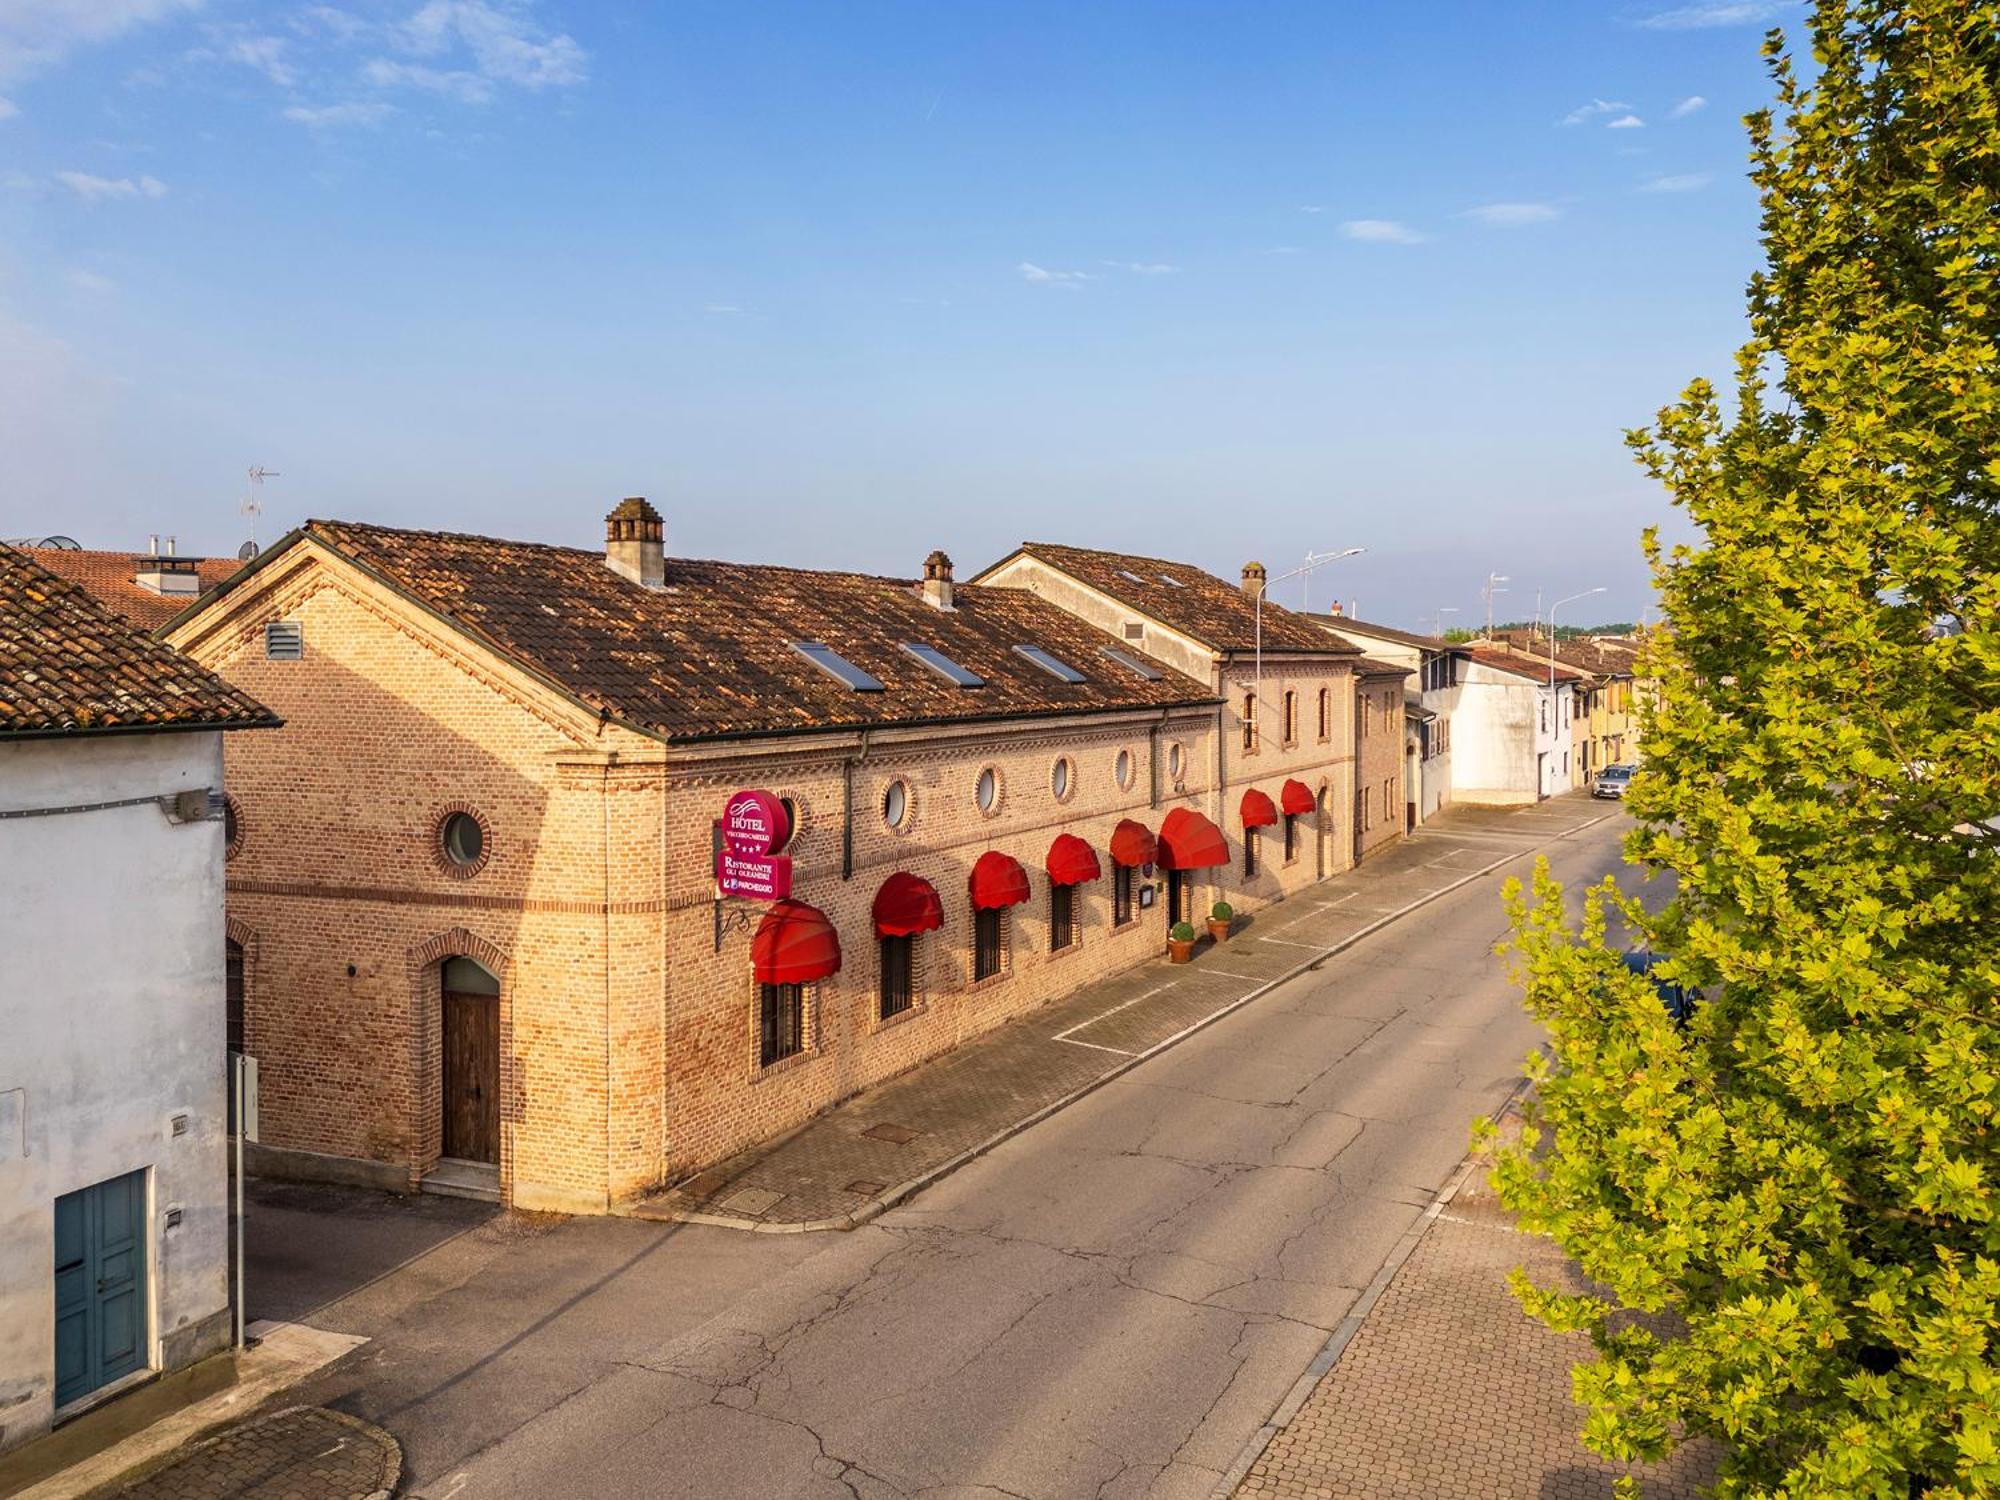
[1482,572,1509,638]
[1547,588,1607,688]
[1254,548,1365,742]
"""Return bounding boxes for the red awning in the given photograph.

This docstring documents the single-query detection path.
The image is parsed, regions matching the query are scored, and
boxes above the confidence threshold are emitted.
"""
[969,850,1032,909]
[1045,834,1103,886]
[1281,779,1316,816]
[1240,788,1279,829]
[751,900,842,984]
[1109,818,1157,868]
[1158,807,1229,870]
[872,872,944,938]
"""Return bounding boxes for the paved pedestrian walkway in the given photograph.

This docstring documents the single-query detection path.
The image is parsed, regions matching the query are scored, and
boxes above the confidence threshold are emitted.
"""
[627,795,1616,1232]
[89,1408,398,1500]
[1231,1124,1721,1500]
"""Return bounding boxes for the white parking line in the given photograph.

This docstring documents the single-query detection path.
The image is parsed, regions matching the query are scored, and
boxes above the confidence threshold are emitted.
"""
[1255,935,1332,950]
[1051,982,1170,1043]
[1054,1037,1137,1056]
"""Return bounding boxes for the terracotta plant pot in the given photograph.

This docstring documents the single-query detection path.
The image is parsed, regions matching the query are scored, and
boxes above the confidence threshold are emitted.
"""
[1206,918,1231,943]
[1167,937,1196,964]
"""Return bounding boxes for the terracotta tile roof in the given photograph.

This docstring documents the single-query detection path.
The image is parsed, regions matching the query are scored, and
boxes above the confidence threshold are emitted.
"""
[0,545,279,739]
[290,521,1217,740]
[1308,614,1468,655]
[1463,645,1586,685]
[22,547,242,631]
[984,543,1358,656]
[1485,630,1637,678]
[1353,655,1412,679]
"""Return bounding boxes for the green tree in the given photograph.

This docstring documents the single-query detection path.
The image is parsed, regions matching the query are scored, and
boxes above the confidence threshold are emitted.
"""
[1488,3,2000,1495]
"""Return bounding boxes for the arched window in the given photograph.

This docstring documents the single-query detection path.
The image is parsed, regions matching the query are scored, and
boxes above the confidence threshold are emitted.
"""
[1318,687,1331,741]
[1283,690,1298,744]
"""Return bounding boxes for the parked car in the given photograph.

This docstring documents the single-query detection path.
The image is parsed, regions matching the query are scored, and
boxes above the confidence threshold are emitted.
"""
[1622,950,1698,1026]
[1593,764,1636,799]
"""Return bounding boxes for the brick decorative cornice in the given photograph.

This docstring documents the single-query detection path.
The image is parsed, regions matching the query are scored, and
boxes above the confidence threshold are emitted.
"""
[228,876,669,916]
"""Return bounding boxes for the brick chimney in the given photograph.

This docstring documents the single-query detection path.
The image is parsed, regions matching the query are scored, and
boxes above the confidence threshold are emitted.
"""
[1240,560,1267,600]
[920,549,955,610]
[604,497,665,589]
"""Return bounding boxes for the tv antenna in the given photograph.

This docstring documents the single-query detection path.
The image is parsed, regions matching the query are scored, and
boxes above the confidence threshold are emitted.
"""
[1428,605,1459,638]
[242,466,279,549]
[1481,573,1509,637]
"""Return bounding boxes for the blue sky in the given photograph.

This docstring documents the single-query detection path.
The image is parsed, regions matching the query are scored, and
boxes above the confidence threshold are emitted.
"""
[1,0,1797,628]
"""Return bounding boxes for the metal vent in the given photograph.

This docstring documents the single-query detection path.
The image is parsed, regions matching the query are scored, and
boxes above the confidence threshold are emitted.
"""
[169,1112,190,1137]
[1122,622,1144,640]
[264,620,303,661]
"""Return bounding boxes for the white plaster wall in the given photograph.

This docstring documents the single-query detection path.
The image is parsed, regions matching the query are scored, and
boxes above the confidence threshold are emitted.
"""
[1451,666,1544,804]
[0,732,231,1453]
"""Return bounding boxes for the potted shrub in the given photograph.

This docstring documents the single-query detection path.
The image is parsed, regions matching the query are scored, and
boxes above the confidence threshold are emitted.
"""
[1167,921,1197,963]
[1207,901,1234,943]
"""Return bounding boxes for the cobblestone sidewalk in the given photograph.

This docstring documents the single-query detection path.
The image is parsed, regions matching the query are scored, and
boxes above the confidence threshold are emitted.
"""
[1233,1147,1720,1499]
[94,1408,399,1500]
[627,796,1617,1231]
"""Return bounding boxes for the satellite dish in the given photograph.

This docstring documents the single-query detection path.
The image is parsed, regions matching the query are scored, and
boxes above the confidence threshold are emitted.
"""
[237,540,261,561]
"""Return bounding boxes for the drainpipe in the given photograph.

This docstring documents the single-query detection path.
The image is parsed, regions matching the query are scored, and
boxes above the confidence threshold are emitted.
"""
[841,730,873,881]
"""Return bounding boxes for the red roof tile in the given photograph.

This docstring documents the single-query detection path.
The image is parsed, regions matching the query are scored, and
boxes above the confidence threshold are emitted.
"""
[0,545,279,738]
[1463,646,1586,685]
[23,548,242,631]
[269,521,1218,741]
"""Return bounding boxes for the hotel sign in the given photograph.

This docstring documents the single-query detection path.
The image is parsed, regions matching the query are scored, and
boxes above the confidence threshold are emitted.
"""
[716,789,792,900]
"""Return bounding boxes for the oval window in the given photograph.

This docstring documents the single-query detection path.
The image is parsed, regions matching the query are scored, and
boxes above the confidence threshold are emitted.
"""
[778,797,799,850]
[1051,757,1072,801]
[441,811,485,868]
[883,780,908,830]
[1168,742,1186,782]
[976,768,999,813]
[223,796,241,853]
[1114,749,1133,790]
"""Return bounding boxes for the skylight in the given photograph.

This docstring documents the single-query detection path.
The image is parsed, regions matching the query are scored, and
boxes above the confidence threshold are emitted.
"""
[1117,569,1148,584]
[791,641,885,691]
[1157,573,1187,588]
[1100,646,1164,681]
[1012,644,1087,684]
[900,642,985,688]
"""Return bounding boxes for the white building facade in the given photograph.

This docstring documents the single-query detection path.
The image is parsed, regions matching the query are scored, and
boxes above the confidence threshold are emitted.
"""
[1309,616,1470,825]
[0,546,275,1454]
[1448,648,1582,805]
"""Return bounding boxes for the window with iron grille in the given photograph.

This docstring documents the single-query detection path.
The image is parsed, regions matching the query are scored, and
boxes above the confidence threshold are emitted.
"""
[1283,691,1298,744]
[974,908,1005,981]
[1244,827,1259,878]
[879,936,914,1019]
[1113,865,1134,925]
[1283,813,1297,863]
[1050,883,1077,951]
[759,982,804,1066]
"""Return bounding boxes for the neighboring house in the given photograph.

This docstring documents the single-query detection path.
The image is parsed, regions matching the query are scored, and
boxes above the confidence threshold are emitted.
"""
[1352,657,1413,849]
[971,544,1386,872]
[1449,647,1586,803]
[18,542,241,632]
[0,546,277,1453]
[1307,614,1471,826]
[1487,631,1642,782]
[164,504,1370,1214]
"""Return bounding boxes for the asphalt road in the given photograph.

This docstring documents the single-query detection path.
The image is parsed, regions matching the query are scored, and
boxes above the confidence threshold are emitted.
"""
[251,810,1633,1500]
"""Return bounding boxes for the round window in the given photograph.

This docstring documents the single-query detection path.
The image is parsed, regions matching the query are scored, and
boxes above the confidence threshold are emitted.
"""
[1168,742,1186,782]
[1051,756,1073,801]
[1114,749,1133,791]
[441,811,485,868]
[778,797,799,850]
[976,768,999,813]
[883,780,909,830]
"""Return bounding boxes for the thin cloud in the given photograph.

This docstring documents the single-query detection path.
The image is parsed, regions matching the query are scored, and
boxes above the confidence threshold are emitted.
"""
[0,0,200,85]
[362,57,492,102]
[1018,261,1095,287]
[1461,201,1561,227]
[1340,219,1429,245]
[1607,114,1645,129]
[1101,260,1178,275]
[55,170,168,202]
[704,304,741,314]
[1670,95,1707,118]
[66,268,116,293]
[1264,245,1305,255]
[389,0,586,90]
[1638,1,1789,28]
[1298,204,1327,214]
[284,100,395,127]
[227,35,296,86]
[1560,98,1632,127]
[1640,172,1712,192]
[0,96,15,120]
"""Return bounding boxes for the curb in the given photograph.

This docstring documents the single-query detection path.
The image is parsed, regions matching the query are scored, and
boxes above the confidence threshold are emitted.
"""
[634,809,1615,1236]
[1207,1081,1535,1498]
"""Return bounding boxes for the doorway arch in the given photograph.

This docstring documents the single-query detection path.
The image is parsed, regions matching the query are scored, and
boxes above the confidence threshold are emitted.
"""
[440,956,501,1166]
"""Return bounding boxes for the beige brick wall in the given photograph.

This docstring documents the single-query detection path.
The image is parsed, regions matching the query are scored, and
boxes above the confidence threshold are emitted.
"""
[178,545,1372,1211]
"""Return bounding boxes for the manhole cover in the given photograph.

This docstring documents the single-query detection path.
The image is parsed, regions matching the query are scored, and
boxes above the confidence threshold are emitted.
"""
[861,1123,920,1144]
[843,1179,887,1196]
[717,1186,784,1217]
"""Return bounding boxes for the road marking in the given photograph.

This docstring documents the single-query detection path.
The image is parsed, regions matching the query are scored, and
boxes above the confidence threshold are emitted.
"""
[1053,1037,1138,1056]
[1051,982,1170,1042]
[1254,935,1333,950]
[1199,971,1272,983]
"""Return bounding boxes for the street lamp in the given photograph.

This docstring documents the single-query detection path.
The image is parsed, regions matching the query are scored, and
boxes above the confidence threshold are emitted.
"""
[1253,548,1366,740]
[1547,587,1606,688]
[1482,573,1509,638]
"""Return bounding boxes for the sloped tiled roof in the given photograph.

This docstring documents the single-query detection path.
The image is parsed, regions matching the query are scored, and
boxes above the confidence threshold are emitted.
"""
[0,545,279,738]
[280,521,1217,740]
[1463,646,1586,685]
[1353,655,1412,679]
[981,543,1358,656]
[23,547,241,631]
[1309,614,1469,655]
[1486,630,1638,678]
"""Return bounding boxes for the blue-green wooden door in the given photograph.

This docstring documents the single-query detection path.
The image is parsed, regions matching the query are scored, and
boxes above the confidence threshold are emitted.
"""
[53,1170,147,1407]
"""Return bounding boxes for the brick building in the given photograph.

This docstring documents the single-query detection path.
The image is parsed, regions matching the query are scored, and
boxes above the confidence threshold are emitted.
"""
[165,505,1390,1213]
